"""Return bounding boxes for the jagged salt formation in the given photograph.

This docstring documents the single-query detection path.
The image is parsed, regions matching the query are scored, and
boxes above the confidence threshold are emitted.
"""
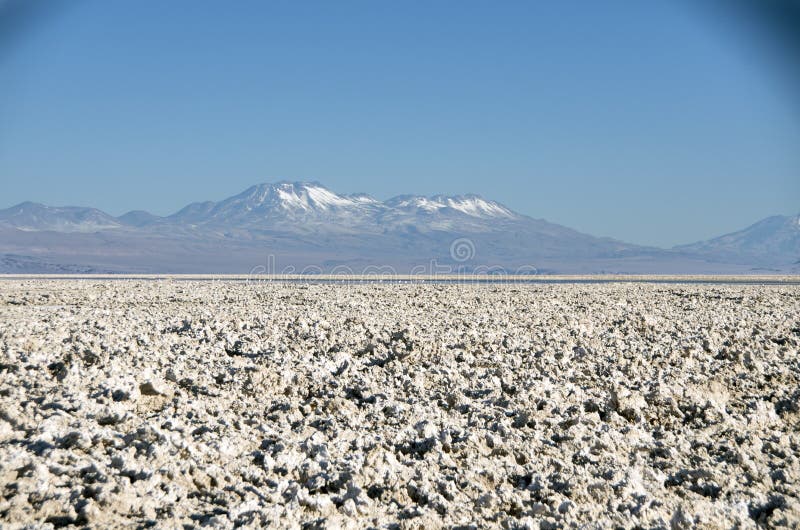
[0,281,798,529]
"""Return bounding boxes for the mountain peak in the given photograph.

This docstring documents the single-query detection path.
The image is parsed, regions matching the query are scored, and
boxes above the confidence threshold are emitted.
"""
[117,210,161,227]
[386,193,517,219]
[164,181,389,228]
[675,213,800,266]
[7,201,47,211]
[231,181,345,209]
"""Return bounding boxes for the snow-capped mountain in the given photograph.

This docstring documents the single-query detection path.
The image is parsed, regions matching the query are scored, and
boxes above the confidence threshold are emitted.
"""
[0,182,795,273]
[162,182,531,238]
[169,182,385,228]
[675,214,800,268]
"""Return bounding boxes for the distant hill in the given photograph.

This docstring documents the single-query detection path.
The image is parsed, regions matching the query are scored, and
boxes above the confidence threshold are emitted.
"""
[675,214,800,269]
[117,210,162,227]
[0,202,121,232]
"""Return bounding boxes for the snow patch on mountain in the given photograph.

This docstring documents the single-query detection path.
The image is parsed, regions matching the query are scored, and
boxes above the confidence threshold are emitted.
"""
[441,195,516,218]
[385,194,517,219]
[305,185,355,209]
[275,187,311,211]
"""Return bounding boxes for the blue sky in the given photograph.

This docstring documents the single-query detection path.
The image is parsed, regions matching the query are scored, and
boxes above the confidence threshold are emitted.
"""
[1,0,798,247]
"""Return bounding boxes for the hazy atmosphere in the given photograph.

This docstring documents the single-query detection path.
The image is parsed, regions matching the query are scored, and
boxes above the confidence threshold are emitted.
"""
[1,0,798,247]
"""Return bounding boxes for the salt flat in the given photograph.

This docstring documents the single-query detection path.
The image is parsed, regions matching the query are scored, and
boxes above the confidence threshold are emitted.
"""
[0,281,798,529]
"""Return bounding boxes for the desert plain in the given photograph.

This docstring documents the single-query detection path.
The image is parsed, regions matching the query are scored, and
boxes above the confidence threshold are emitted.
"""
[0,279,798,529]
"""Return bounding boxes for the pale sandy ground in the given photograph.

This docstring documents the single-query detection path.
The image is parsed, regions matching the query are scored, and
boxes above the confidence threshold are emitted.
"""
[0,280,798,529]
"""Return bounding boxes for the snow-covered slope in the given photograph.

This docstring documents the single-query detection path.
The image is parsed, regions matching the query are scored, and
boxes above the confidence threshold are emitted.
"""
[385,194,517,218]
[379,194,519,232]
[168,182,386,229]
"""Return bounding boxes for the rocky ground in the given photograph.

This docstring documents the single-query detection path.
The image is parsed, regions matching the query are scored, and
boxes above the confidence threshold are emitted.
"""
[0,280,798,529]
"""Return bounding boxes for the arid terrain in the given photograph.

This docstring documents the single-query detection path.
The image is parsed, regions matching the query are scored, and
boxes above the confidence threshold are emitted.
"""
[0,280,798,529]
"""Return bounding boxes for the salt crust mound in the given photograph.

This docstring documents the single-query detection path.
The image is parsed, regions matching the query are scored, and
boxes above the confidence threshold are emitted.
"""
[0,281,798,529]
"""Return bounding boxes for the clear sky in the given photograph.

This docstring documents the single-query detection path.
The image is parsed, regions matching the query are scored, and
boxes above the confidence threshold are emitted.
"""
[1,0,798,247]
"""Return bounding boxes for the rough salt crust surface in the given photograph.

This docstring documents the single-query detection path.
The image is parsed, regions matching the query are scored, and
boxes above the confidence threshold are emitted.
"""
[0,280,798,529]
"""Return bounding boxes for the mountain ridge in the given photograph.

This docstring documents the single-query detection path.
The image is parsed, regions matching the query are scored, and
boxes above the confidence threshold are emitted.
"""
[0,182,797,273]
